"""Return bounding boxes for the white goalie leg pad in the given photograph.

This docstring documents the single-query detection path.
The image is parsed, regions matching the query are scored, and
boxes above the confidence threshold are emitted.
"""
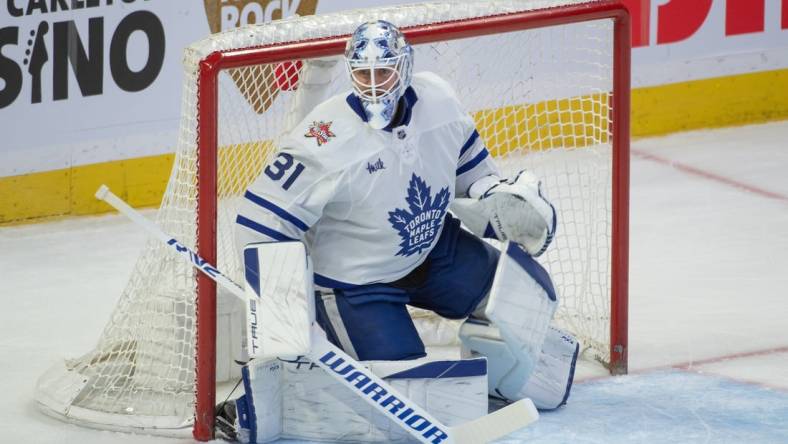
[279,357,408,442]
[462,242,558,400]
[486,242,558,379]
[366,358,488,427]
[520,326,579,410]
[235,355,392,444]
[232,359,284,444]
[460,322,578,409]
[236,356,488,443]
[459,319,521,400]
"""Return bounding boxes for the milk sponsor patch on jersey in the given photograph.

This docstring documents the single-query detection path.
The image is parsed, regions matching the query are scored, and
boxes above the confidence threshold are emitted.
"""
[305,121,336,146]
[366,158,385,174]
[388,174,450,257]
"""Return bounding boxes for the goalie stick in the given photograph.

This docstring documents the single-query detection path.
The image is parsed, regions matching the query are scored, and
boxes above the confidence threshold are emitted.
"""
[95,184,538,444]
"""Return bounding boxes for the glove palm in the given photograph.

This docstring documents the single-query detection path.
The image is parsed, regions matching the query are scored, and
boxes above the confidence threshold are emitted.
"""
[451,170,556,256]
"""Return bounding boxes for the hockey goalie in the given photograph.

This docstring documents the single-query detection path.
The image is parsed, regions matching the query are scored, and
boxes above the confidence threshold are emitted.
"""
[219,20,580,443]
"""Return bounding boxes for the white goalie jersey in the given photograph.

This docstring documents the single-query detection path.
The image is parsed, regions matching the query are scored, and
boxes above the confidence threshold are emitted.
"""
[236,72,498,288]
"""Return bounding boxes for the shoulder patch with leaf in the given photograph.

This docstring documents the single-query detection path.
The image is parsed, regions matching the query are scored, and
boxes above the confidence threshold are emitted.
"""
[387,174,450,257]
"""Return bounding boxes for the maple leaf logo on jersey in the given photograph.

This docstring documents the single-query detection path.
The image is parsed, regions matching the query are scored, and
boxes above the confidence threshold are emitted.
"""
[305,121,336,146]
[388,174,451,257]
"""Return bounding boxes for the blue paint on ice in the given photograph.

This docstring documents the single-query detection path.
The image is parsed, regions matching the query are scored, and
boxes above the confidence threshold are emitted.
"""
[502,370,788,443]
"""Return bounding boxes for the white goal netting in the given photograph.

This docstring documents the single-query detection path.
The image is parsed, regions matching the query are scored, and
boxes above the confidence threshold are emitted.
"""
[35,0,626,437]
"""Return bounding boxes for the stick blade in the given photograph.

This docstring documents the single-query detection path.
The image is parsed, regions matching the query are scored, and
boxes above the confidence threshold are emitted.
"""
[451,398,539,444]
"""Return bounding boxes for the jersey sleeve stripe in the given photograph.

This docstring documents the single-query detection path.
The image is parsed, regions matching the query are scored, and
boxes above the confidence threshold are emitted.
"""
[456,148,489,175]
[236,215,296,241]
[459,130,480,157]
[244,191,309,232]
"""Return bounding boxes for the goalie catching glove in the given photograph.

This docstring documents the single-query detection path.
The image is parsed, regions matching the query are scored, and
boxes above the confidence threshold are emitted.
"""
[452,170,557,256]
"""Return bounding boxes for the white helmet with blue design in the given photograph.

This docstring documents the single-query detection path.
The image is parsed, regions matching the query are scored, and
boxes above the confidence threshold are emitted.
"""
[345,20,413,129]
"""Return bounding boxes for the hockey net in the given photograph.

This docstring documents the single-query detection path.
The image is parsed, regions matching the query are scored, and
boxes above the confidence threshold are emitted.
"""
[35,0,629,439]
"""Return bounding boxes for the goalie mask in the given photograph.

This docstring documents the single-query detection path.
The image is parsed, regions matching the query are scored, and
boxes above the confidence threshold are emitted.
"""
[345,20,413,130]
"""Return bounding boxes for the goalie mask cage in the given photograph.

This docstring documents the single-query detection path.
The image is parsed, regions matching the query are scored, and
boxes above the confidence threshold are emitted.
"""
[35,0,630,440]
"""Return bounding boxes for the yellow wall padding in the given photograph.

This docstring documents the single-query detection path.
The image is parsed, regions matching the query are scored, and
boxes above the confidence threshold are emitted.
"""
[0,154,173,224]
[632,68,788,137]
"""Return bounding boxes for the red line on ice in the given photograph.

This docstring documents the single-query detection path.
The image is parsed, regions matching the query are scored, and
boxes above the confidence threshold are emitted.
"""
[577,346,788,385]
[632,149,788,204]
[669,345,788,370]
[672,346,788,393]
[681,368,788,393]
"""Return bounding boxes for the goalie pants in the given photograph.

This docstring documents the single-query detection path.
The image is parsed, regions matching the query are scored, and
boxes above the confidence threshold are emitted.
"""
[315,214,499,361]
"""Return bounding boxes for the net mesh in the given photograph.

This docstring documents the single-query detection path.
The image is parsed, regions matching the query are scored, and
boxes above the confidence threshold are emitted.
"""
[35,0,620,435]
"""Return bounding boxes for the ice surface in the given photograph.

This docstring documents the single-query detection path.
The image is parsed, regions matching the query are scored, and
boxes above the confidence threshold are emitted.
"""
[2,121,788,443]
[510,370,788,443]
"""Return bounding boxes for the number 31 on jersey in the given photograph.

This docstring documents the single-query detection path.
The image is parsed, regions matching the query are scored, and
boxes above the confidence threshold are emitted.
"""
[265,153,305,190]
